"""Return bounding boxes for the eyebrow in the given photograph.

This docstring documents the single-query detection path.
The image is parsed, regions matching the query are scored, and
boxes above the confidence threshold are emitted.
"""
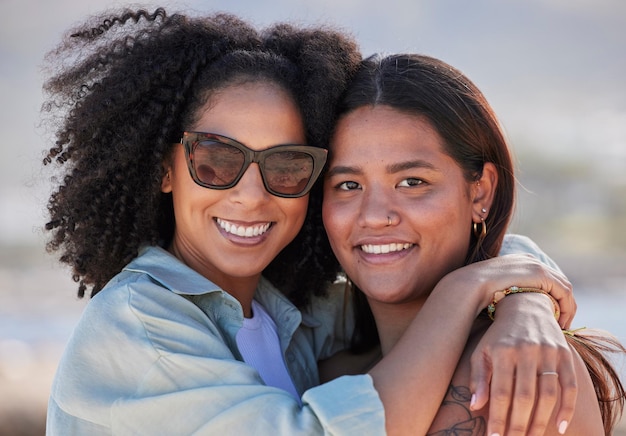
[388,160,437,173]
[326,159,437,178]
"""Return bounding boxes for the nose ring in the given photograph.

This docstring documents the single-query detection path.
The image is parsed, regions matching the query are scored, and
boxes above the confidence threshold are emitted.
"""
[387,216,392,226]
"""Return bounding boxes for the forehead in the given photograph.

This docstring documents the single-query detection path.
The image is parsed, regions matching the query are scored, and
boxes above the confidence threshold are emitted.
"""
[200,81,297,120]
[330,106,446,163]
[192,81,306,147]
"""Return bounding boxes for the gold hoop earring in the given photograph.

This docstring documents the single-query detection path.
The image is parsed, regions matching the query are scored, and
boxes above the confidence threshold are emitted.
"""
[473,219,487,240]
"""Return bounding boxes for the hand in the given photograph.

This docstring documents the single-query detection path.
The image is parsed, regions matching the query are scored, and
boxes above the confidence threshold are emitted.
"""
[469,293,577,436]
[441,254,576,435]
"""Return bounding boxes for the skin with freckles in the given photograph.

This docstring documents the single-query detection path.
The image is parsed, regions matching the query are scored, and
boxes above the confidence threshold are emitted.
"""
[162,81,308,317]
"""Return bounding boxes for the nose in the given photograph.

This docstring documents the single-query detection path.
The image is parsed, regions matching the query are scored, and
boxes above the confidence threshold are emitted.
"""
[357,185,396,228]
[229,163,270,205]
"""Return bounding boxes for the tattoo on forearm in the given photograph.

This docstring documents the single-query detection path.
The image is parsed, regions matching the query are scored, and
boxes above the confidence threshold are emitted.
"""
[426,384,486,436]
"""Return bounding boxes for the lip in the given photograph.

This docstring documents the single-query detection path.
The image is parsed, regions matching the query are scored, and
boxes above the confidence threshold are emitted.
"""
[215,217,273,245]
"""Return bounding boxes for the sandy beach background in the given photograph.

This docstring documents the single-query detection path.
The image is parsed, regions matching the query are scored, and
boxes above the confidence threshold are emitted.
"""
[1,0,625,434]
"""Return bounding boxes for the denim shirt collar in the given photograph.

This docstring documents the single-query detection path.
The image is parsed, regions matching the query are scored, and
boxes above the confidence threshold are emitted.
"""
[124,245,222,296]
[123,245,313,335]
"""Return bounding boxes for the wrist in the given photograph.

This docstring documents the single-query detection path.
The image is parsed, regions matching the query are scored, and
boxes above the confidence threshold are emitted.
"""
[492,288,560,320]
[432,270,493,317]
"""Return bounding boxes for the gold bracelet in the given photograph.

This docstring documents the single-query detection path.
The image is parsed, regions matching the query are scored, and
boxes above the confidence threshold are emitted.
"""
[487,286,560,321]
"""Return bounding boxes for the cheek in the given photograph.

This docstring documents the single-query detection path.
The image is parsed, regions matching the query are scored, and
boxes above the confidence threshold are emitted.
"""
[322,199,350,251]
[168,151,196,194]
[429,191,474,251]
[404,191,472,250]
[321,204,333,238]
[283,197,308,231]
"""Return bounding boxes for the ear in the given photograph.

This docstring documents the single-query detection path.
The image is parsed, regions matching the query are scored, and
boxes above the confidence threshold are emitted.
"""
[161,162,173,193]
[472,162,497,223]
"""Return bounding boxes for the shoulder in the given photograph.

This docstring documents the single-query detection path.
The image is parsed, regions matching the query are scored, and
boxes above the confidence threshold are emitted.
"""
[425,322,605,436]
[302,278,355,360]
[56,270,217,372]
[305,279,351,321]
[556,342,604,435]
[50,268,238,421]
[85,269,232,356]
[526,344,604,435]
[500,233,542,256]
[306,279,354,337]
[500,233,562,272]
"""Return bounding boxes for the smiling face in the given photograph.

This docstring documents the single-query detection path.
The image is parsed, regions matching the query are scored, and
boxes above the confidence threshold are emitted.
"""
[323,105,481,307]
[162,81,308,295]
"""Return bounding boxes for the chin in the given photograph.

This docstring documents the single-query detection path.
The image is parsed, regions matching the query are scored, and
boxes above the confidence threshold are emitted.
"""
[361,287,415,304]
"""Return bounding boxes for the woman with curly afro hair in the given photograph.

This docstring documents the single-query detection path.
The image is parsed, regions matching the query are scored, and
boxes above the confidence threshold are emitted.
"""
[42,7,580,435]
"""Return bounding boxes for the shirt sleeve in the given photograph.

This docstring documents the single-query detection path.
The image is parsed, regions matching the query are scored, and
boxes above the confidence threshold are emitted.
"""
[47,277,384,435]
[500,233,563,272]
[111,374,383,435]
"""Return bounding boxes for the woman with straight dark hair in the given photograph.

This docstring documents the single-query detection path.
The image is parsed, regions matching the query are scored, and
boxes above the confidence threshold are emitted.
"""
[323,53,625,435]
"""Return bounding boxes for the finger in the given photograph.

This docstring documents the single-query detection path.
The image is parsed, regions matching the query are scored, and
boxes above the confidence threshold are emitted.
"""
[505,357,538,436]
[554,355,578,434]
[526,371,559,436]
[553,281,575,329]
[487,356,516,436]
[559,290,577,330]
[469,351,492,411]
[541,273,575,329]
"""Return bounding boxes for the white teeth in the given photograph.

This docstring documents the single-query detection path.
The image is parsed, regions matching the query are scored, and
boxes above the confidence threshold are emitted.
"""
[216,218,271,238]
[361,243,413,254]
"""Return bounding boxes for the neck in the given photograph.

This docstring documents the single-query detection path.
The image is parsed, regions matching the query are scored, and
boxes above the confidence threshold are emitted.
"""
[217,277,258,318]
[368,297,426,356]
[169,241,258,318]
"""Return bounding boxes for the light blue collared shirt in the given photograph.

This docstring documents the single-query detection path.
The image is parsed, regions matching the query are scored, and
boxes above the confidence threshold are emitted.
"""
[46,246,384,435]
[46,234,555,435]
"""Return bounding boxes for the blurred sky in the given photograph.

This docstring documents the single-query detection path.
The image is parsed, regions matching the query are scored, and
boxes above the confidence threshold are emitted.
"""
[1,0,625,246]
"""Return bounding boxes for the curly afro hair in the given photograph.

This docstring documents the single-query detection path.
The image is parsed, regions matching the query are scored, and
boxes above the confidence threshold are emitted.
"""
[41,8,361,307]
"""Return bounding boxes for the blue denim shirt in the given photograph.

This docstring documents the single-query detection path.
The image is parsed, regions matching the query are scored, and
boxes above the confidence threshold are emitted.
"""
[46,246,384,435]
[47,234,554,435]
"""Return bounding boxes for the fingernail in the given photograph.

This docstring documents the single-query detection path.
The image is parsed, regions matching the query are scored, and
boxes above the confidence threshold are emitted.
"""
[490,433,501,436]
[558,420,568,434]
[470,394,476,408]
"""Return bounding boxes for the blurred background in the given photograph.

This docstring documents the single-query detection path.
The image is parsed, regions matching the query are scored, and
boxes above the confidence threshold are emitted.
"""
[1,0,624,434]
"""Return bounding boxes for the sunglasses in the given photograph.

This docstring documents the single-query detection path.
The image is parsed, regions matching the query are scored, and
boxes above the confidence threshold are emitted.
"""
[179,132,328,198]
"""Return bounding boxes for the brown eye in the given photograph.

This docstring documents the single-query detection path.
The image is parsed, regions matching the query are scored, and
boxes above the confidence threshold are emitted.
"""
[337,181,360,190]
[398,178,425,187]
